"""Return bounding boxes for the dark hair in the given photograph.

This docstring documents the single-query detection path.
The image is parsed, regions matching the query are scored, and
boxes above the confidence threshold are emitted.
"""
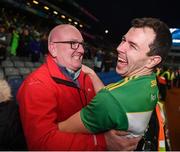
[131,17,172,64]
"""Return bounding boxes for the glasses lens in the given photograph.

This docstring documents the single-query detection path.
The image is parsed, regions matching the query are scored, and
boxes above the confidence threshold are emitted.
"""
[71,42,79,50]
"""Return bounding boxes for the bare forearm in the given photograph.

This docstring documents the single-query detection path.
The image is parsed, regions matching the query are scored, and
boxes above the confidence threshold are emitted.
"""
[58,111,91,133]
[88,71,104,93]
[82,64,104,93]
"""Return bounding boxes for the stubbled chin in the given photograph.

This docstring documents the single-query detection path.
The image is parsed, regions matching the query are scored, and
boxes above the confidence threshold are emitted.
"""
[116,62,128,75]
[72,59,82,68]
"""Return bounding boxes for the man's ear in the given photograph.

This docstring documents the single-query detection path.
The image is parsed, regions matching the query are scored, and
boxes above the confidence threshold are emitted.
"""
[146,55,162,69]
[48,42,57,57]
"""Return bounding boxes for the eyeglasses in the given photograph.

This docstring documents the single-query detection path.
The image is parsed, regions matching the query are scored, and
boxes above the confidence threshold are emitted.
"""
[52,41,85,50]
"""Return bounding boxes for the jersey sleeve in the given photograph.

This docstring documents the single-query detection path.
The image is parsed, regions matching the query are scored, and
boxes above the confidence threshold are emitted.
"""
[80,89,128,133]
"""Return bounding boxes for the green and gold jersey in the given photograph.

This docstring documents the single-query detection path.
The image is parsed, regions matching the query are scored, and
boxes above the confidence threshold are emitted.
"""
[80,73,158,136]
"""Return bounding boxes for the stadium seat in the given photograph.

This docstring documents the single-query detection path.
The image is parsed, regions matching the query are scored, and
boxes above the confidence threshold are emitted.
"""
[24,61,34,67]
[19,67,31,75]
[1,60,14,67]
[4,67,20,77]
[13,61,25,67]
[34,62,42,68]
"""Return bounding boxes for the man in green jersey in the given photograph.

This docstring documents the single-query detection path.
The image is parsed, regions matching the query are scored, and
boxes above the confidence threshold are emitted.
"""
[58,18,172,139]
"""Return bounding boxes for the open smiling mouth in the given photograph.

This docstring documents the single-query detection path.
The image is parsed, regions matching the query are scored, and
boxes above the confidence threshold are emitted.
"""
[73,56,81,60]
[118,57,128,64]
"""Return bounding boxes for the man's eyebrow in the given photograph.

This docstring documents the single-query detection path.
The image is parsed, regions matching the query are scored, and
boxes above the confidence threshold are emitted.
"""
[127,39,140,49]
[129,41,138,46]
[122,36,139,49]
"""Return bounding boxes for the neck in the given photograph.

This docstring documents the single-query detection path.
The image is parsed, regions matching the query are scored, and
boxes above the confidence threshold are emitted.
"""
[59,65,82,81]
[126,68,153,77]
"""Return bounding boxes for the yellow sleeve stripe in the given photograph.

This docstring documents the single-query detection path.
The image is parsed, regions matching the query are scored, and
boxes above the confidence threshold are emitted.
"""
[106,81,121,89]
[106,75,139,91]
[108,77,129,91]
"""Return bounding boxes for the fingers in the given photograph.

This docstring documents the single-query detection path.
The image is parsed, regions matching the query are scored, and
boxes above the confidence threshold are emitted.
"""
[127,137,141,150]
[117,132,141,151]
[113,130,130,136]
[120,137,140,151]
[105,130,142,151]
[113,130,142,141]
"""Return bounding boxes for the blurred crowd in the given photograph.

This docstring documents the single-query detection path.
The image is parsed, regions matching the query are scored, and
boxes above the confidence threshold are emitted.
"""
[155,66,180,102]
[0,8,49,63]
[0,8,117,72]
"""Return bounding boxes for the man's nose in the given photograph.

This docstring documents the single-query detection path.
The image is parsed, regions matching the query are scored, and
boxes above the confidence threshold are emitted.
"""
[117,42,128,53]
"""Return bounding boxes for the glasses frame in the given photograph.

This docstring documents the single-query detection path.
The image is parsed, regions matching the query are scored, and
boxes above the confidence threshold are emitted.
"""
[52,41,85,50]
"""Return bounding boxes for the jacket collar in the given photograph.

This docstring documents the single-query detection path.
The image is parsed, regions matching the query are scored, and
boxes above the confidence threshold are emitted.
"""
[46,54,82,87]
[46,54,69,81]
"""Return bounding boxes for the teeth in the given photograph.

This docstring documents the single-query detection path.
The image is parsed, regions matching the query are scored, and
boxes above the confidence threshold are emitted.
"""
[118,57,126,62]
[73,53,83,60]
[74,56,80,60]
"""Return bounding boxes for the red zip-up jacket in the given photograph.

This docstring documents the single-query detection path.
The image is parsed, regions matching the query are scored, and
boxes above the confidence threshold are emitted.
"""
[17,55,106,150]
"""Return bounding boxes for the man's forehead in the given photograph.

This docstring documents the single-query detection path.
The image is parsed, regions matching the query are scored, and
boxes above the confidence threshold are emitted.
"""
[125,27,155,44]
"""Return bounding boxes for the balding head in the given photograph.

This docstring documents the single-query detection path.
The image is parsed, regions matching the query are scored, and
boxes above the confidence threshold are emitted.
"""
[48,24,82,43]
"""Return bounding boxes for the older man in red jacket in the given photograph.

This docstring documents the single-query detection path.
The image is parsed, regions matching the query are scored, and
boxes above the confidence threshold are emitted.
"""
[17,24,139,150]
